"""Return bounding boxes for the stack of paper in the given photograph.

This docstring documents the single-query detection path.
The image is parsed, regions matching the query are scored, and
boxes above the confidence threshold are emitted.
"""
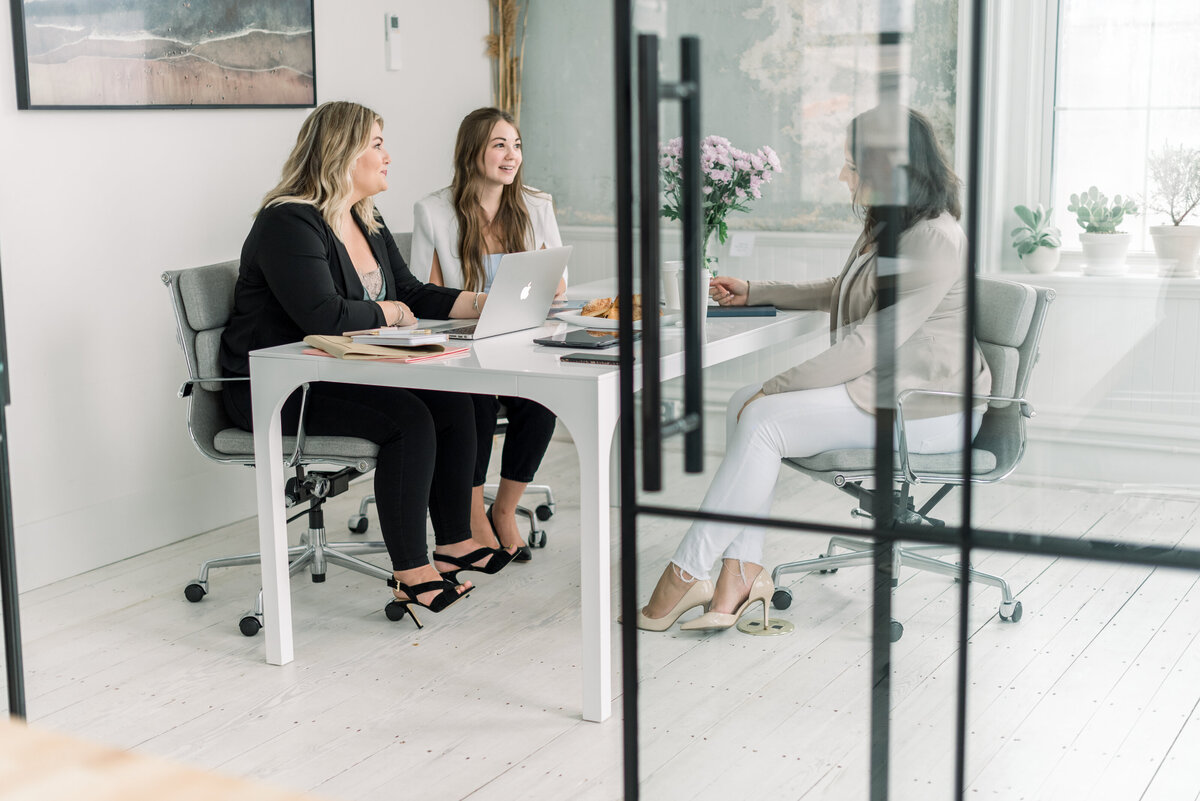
[344,327,449,346]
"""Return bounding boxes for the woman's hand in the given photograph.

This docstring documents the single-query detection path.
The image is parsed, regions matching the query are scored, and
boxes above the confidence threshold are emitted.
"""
[737,389,766,421]
[378,299,413,326]
[710,276,749,307]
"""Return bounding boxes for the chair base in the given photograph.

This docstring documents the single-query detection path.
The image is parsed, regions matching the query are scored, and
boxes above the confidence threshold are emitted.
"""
[350,484,556,549]
[184,489,392,635]
[768,482,1023,636]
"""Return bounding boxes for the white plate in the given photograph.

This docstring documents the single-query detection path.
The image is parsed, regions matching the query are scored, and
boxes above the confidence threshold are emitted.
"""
[555,310,681,330]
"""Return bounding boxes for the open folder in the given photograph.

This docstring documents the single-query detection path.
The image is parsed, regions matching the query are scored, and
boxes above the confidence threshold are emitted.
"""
[303,335,468,362]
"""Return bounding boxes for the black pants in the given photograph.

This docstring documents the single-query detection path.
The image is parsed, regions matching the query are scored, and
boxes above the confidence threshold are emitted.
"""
[225,381,476,571]
[471,394,557,486]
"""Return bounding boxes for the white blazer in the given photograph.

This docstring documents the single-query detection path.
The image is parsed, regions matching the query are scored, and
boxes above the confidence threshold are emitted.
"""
[410,186,565,287]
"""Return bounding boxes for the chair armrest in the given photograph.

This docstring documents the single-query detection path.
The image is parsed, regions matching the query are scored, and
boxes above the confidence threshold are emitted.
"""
[178,375,248,398]
[179,376,312,469]
[893,388,1034,485]
[285,383,313,469]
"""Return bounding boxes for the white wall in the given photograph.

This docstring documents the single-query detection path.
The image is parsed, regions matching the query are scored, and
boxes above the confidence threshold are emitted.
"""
[0,1,490,589]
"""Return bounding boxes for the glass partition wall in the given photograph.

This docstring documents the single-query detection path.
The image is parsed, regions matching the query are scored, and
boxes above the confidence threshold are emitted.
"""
[523,0,1200,797]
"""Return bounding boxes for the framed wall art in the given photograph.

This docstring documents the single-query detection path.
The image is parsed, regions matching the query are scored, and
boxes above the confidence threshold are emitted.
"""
[10,0,316,110]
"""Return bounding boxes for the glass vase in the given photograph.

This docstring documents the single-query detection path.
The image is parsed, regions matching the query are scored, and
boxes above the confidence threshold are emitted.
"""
[701,227,720,277]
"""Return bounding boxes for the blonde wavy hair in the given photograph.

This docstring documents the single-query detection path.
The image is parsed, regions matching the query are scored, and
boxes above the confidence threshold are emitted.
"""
[451,107,534,292]
[261,101,385,237]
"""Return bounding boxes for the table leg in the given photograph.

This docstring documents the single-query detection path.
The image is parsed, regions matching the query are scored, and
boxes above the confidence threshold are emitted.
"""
[525,378,619,722]
[250,361,299,665]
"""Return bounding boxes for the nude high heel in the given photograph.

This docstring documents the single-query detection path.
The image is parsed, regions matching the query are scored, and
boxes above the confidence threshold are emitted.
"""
[679,570,773,632]
[635,578,715,631]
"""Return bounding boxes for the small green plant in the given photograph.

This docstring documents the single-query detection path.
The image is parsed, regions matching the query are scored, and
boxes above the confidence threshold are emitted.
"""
[1010,204,1062,258]
[1067,186,1138,233]
[1146,142,1200,226]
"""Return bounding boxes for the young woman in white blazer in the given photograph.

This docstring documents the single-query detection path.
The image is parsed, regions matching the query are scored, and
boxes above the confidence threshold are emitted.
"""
[411,107,565,564]
[637,106,992,632]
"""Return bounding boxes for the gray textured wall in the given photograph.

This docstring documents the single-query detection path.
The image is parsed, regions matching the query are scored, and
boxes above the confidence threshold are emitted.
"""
[519,0,959,231]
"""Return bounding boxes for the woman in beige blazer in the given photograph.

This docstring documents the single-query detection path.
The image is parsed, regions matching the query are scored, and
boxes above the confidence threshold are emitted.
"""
[638,107,992,632]
[411,107,564,565]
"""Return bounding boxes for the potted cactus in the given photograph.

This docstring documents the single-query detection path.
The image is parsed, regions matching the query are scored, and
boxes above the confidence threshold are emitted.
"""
[1146,143,1200,277]
[1010,203,1062,273]
[1067,186,1139,276]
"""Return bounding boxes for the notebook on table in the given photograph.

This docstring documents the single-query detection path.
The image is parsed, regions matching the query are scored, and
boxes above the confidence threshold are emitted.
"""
[427,246,573,340]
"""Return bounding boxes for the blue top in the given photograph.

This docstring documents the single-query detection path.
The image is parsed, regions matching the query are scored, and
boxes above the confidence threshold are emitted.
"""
[483,253,503,292]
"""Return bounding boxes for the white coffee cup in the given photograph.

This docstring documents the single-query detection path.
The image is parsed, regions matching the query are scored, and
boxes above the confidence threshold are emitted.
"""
[661,260,683,310]
[676,267,710,339]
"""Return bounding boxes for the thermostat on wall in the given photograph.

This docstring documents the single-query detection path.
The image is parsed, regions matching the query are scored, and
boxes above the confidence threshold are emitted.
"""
[385,14,401,71]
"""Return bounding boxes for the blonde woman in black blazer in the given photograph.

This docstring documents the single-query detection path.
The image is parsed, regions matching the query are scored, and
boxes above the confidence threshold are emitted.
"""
[220,102,518,623]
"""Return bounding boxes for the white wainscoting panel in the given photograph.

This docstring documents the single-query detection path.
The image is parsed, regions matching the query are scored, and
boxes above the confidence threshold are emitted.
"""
[563,226,1200,491]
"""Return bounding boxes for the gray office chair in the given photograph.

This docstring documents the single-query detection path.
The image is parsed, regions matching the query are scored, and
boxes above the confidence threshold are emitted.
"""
[163,262,395,636]
[347,233,558,547]
[770,278,1055,641]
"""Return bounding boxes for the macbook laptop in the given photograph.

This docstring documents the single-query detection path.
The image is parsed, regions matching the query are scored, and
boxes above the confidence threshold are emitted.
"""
[429,246,572,340]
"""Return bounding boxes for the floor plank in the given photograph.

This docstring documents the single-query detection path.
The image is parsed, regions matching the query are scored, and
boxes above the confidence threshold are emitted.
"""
[4,439,1200,800]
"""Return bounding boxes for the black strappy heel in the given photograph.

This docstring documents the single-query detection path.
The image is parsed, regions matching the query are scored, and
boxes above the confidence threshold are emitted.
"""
[431,546,514,584]
[384,577,471,628]
[487,506,532,563]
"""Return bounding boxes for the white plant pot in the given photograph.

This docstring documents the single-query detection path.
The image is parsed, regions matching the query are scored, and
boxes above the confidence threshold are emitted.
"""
[1021,247,1061,274]
[1149,225,1200,277]
[1079,232,1132,276]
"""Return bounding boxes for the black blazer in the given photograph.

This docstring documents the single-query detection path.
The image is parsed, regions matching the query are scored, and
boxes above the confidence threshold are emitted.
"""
[220,202,460,377]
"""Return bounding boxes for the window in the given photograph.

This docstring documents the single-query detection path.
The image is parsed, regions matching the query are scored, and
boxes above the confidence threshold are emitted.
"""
[1051,0,1200,251]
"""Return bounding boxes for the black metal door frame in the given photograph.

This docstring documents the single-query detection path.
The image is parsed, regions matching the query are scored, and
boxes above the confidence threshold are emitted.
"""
[613,2,1200,799]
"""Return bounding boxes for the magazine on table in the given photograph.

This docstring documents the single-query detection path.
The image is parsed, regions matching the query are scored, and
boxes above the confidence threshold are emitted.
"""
[304,335,467,362]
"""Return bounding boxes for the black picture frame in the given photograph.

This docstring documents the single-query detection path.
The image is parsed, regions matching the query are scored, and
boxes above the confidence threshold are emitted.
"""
[9,0,316,110]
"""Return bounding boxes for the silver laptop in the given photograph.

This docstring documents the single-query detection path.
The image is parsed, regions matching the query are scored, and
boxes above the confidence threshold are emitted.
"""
[431,246,572,340]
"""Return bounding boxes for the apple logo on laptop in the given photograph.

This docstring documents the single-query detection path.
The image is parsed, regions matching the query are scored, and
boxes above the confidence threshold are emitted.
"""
[520,282,533,300]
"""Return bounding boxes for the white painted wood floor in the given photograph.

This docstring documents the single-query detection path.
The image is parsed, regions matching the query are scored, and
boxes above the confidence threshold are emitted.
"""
[5,440,1200,801]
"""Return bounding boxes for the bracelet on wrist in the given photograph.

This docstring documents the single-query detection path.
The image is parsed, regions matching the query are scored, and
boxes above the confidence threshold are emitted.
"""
[472,293,481,313]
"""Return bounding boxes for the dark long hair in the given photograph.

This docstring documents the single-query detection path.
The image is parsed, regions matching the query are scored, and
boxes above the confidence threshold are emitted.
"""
[848,106,961,239]
[450,107,534,292]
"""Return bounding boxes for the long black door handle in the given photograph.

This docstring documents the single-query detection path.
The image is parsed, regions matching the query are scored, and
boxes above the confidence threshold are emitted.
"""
[678,37,703,473]
[637,33,663,492]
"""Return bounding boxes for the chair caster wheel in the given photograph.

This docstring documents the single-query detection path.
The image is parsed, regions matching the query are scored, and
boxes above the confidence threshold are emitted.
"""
[817,553,838,574]
[772,587,793,610]
[528,530,548,549]
[890,620,904,642]
[239,616,262,637]
[184,583,207,603]
[311,573,326,583]
[348,515,369,534]
[384,601,407,622]
[999,601,1023,622]
[535,503,554,521]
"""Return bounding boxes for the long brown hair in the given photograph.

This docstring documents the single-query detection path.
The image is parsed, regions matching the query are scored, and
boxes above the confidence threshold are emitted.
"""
[848,106,961,237]
[451,107,534,291]
[262,101,384,237]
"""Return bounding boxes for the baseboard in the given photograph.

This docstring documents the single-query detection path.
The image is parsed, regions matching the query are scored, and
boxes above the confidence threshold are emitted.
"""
[16,467,256,590]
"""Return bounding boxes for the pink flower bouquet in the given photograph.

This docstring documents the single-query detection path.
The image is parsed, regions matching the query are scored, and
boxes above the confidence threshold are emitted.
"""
[659,135,782,272]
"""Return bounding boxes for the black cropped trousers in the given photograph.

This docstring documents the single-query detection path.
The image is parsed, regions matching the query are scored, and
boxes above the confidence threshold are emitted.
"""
[225,381,476,571]
[470,394,557,486]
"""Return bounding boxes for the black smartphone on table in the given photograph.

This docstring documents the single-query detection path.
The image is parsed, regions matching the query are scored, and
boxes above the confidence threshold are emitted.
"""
[559,351,622,365]
[534,329,640,349]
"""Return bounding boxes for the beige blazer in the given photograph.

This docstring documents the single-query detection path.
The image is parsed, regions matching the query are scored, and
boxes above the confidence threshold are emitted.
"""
[746,211,991,419]
[410,186,564,287]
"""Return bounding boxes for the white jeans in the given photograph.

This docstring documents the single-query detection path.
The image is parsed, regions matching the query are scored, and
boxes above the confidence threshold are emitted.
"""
[670,383,982,580]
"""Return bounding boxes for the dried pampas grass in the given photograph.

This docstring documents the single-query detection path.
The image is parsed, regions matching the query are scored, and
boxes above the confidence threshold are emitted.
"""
[485,0,529,124]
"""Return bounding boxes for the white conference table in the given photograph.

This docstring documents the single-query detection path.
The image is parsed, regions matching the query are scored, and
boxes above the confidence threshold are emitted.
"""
[249,287,824,722]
